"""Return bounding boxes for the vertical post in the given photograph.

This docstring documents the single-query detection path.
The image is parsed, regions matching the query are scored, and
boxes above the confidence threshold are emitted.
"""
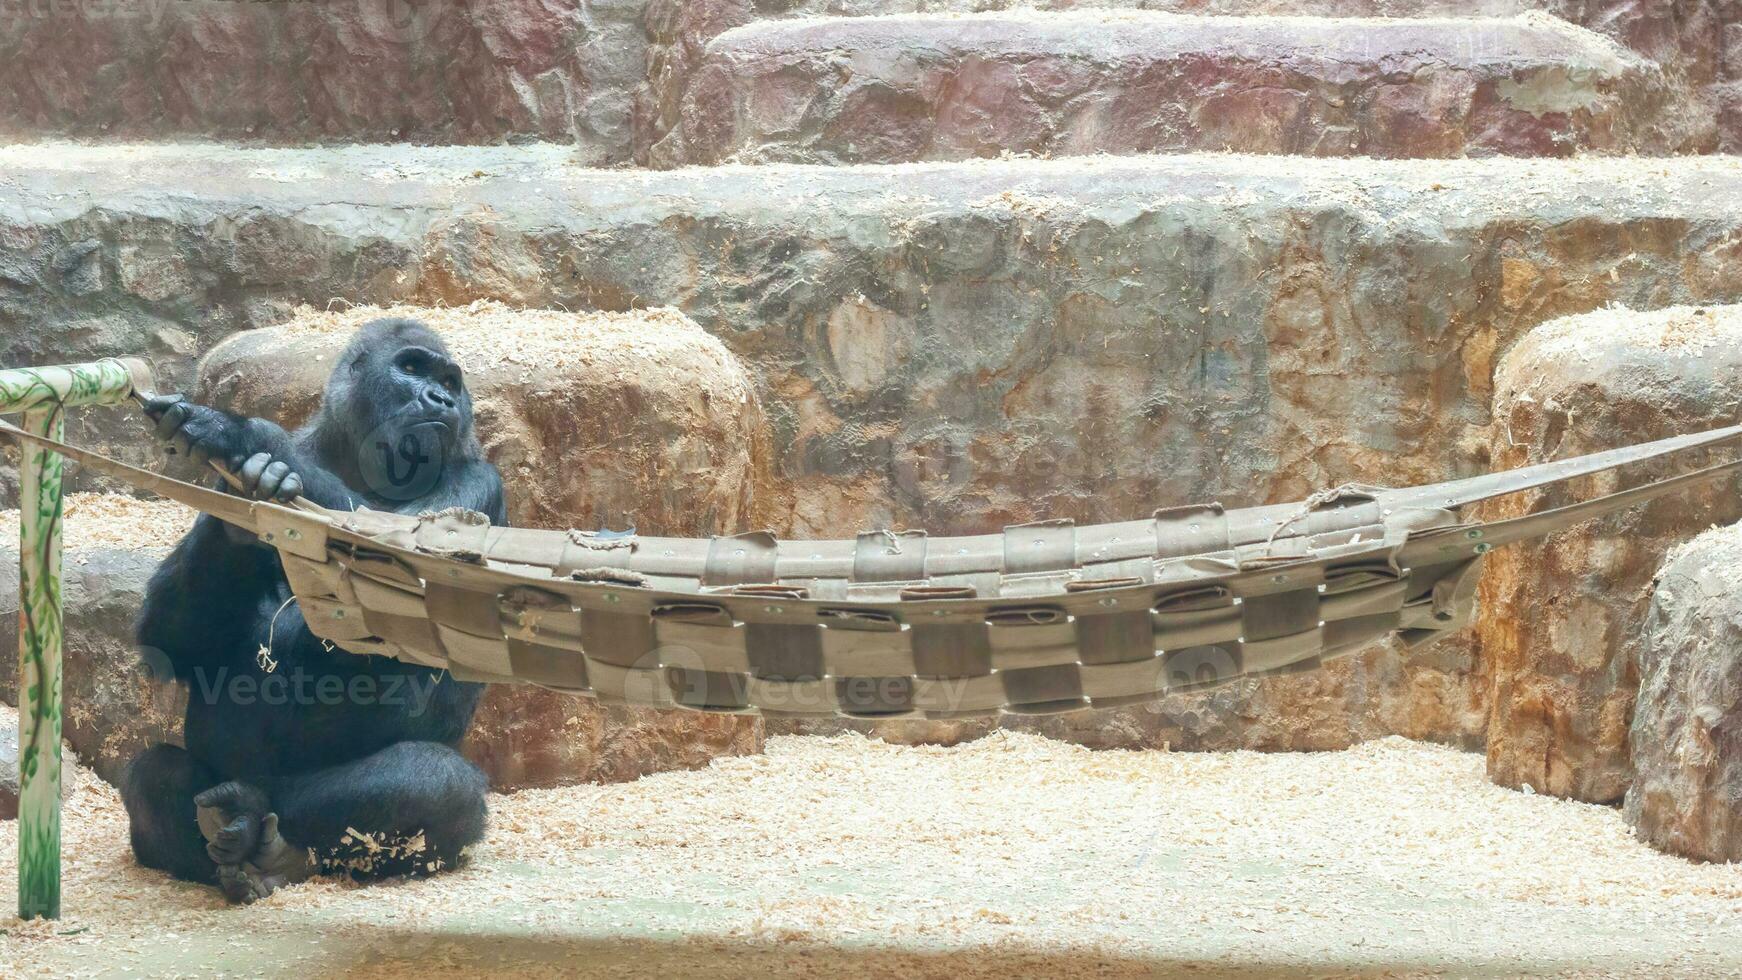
[0,357,148,920]
[16,404,64,919]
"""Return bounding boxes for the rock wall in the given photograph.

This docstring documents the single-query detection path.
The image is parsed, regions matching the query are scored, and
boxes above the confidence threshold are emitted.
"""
[1481,306,1742,803]
[11,149,1742,544]
[1626,522,1742,863]
[0,0,646,162]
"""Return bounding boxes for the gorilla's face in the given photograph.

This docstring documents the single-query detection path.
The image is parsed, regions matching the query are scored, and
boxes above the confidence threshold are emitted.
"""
[372,342,469,448]
[332,321,477,502]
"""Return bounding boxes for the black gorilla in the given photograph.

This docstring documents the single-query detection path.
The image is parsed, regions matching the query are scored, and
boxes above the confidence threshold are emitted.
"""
[121,318,507,903]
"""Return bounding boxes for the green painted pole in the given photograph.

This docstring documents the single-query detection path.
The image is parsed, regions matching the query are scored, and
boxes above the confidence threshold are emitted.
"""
[0,358,151,920]
[16,405,63,920]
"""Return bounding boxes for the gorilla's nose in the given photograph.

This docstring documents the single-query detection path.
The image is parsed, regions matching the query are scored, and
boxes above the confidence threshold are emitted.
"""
[423,387,456,412]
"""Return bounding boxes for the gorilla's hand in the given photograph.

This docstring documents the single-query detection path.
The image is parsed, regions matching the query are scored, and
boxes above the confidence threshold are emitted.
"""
[144,394,245,467]
[194,780,269,867]
[214,813,315,905]
[143,395,303,503]
[233,451,304,504]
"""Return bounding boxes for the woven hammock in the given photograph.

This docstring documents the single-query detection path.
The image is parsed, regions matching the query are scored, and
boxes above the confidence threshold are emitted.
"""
[3,416,1738,718]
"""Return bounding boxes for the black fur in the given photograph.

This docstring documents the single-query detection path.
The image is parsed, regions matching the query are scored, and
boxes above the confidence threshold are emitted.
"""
[121,318,506,900]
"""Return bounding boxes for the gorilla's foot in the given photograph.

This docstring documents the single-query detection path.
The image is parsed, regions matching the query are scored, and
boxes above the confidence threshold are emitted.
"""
[213,813,315,905]
[194,780,269,866]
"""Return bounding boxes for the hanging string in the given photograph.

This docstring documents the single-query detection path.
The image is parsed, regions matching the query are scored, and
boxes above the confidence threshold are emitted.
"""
[258,595,296,674]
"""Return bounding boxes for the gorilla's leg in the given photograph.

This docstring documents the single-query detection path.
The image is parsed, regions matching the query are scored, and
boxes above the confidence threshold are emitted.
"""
[272,741,488,880]
[121,744,218,885]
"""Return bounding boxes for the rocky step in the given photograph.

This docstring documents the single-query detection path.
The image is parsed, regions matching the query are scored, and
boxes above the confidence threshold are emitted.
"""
[639,1,1724,164]
[672,11,1683,164]
[0,0,642,161]
[1627,518,1742,862]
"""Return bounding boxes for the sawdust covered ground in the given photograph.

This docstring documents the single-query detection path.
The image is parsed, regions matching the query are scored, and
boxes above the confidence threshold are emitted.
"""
[3,733,1741,978]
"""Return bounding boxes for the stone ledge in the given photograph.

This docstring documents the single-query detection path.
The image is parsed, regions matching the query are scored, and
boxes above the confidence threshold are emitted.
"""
[679,12,1677,164]
[636,0,1723,164]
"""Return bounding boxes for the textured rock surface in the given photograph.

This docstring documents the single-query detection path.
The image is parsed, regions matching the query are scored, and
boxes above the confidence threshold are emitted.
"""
[1481,305,1742,803]
[0,0,644,161]
[678,12,1680,164]
[13,148,1742,752]
[10,148,1742,542]
[1625,522,1742,862]
[195,305,767,789]
[636,0,1726,165]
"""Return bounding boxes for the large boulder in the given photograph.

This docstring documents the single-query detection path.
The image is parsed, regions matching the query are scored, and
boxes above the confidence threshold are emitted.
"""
[194,302,768,789]
[1625,523,1742,861]
[1481,305,1742,802]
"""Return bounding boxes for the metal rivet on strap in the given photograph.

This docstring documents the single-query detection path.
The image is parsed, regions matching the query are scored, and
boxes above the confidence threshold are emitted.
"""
[1466,529,1483,540]
[1474,543,1492,554]
[285,528,302,540]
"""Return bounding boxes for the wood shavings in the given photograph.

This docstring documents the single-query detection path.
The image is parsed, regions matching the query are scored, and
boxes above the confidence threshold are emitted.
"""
[4,731,1742,976]
[277,300,716,377]
[0,493,194,552]
[1521,304,1742,364]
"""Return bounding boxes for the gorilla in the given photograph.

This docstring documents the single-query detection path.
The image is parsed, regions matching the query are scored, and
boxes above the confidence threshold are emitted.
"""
[121,318,507,903]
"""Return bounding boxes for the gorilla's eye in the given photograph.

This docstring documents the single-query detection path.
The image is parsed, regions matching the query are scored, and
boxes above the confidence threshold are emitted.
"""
[397,357,422,376]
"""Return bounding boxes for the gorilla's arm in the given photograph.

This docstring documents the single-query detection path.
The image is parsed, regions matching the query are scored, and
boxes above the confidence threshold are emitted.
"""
[145,395,506,523]
[135,513,284,680]
[145,395,363,512]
